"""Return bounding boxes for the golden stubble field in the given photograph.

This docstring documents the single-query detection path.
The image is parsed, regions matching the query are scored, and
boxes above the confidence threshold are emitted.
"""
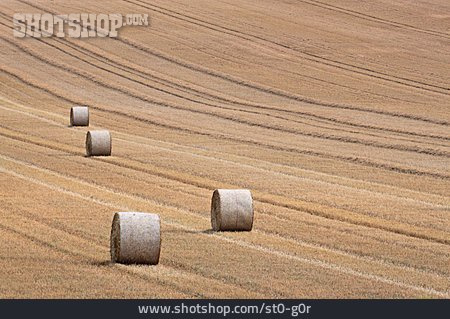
[0,0,449,298]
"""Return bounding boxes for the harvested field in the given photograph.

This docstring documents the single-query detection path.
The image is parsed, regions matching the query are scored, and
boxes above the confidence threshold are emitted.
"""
[0,0,449,298]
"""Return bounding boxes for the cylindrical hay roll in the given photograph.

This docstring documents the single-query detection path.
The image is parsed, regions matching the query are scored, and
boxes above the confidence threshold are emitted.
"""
[86,130,111,156]
[211,189,253,231]
[70,106,89,126]
[110,212,161,265]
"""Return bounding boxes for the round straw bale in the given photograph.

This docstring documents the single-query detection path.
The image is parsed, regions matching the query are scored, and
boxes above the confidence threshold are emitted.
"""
[110,212,161,265]
[70,106,89,126]
[85,130,111,156]
[211,189,253,231]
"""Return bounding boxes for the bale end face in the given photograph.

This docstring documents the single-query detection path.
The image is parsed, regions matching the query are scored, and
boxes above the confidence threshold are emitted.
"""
[70,106,89,126]
[110,212,161,265]
[86,130,111,157]
[211,189,253,231]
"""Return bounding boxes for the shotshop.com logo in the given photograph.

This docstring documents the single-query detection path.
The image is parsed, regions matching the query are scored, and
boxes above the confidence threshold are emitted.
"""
[13,13,149,38]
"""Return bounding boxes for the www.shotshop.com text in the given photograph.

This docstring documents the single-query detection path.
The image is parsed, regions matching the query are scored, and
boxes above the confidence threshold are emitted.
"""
[138,302,312,317]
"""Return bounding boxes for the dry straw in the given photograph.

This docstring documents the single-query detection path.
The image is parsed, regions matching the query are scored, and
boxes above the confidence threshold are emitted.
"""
[70,106,89,126]
[211,189,254,231]
[110,212,161,265]
[85,130,111,156]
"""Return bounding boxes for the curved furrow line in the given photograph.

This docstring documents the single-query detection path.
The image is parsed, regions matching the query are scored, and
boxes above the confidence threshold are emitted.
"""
[0,212,98,261]
[116,38,450,125]
[128,0,450,95]
[53,42,450,143]
[1,33,449,150]
[3,16,444,152]
[1,16,445,145]
[148,25,423,106]
[5,63,450,195]
[1,124,448,247]
[147,0,450,89]
[4,33,448,158]
[4,32,402,152]
[219,0,450,39]
[2,154,449,288]
[1,66,449,182]
[3,33,450,160]
[294,0,450,39]
[15,0,450,125]
[258,227,450,278]
[0,15,363,136]
[25,23,445,143]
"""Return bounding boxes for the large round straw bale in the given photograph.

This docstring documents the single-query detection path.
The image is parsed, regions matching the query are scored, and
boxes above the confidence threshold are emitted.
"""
[70,106,89,126]
[211,189,253,231]
[110,212,161,265]
[85,130,111,156]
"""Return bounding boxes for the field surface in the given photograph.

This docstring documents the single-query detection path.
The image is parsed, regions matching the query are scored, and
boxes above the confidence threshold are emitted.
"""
[0,0,449,298]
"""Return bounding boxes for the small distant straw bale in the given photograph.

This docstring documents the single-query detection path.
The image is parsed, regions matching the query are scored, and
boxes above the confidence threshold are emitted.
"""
[70,106,89,126]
